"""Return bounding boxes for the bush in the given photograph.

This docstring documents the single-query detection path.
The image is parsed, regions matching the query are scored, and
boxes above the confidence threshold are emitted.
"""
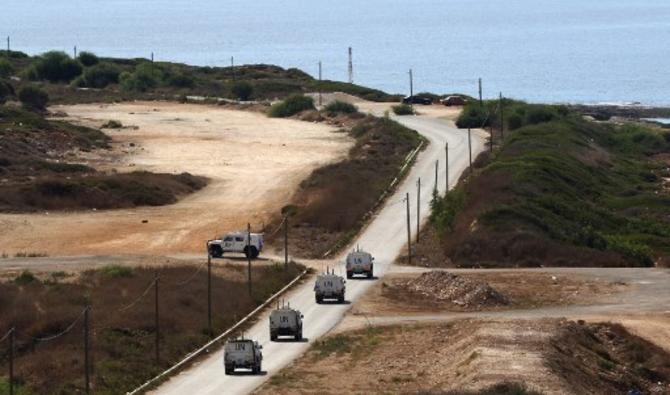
[0,80,14,104]
[525,105,557,125]
[166,72,195,88]
[14,270,38,285]
[29,51,82,83]
[81,63,121,88]
[268,94,315,117]
[324,100,358,114]
[18,85,49,111]
[392,104,414,115]
[100,264,133,278]
[0,59,14,78]
[102,120,123,129]
[231,81,253,101]
[77,51,99,67]
[120,63,159,92]
[456,104,488,128]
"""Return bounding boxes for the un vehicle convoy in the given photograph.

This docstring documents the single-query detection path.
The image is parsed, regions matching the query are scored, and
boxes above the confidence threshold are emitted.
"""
[208,231,264,259]
[269,302,303,341]
[314,269,346,303]
[223,338,263,375]
[346,247,374,279]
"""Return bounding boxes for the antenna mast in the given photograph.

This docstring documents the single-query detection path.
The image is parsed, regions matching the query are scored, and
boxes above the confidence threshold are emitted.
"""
[348,47,353,84]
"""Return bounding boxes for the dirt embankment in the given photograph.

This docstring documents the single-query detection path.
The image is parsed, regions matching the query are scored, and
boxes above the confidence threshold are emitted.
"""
[0,101,351,256]
[258,319,670,395]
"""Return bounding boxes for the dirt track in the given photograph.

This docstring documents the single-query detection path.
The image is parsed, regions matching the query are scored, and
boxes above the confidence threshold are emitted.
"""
[0,102,351,256]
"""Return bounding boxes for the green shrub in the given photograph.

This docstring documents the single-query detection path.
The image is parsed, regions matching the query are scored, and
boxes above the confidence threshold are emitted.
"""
[231,81,253,100]
[14,270,38,285]
[120,62,159,92]
[324,100,358,114]
[81,63,121,88]
[392,104,414,115]
[430,188,466,234]
[0,80,14,104]
[604,235,653,266]
[29,51,83,82]
[268,94,315,117]
[525,105,557,125]
[0,59,14,78]
[507,113,524,130]
[166,72,195,88]
[18,85,49,110]
[456,104,488,128]
[78,51,99,67]
[100,264,133,278]
[102,120,123,129]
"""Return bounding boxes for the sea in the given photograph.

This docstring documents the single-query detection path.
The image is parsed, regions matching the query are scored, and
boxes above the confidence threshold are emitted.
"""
[3,0,670,105]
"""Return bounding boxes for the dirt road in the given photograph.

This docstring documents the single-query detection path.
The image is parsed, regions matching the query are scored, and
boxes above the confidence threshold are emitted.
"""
[152,104,487,394]
[0,102,350,256]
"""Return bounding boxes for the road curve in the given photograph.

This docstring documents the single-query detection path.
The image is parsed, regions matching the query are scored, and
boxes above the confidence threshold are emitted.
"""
[152,114,487,395]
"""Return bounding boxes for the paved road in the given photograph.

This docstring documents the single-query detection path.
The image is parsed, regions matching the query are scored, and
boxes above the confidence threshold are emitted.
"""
[153,115,486,395]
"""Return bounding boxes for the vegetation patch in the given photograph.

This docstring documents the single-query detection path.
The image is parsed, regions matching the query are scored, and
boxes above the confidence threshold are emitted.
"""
[392,103,414,115]
[426,103,670,267]
[268,94,315,117]
[0,262,304,394]
[323,100,358,115]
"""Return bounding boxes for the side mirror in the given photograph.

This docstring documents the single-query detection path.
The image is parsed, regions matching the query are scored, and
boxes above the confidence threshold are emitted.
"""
[259,345,263,349]
[301,314,304,319]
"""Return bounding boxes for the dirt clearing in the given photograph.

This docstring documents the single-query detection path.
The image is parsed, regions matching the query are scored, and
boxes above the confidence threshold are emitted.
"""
[0,102,351,256]
[354,271,628,315]
[257,319,670,395]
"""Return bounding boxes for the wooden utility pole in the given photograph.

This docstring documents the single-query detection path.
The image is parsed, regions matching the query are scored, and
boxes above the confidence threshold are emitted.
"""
[318,61,322,106]
[150,52,154,78]
[84,306,90,394]
[6,36,10,55]
[284,216,289,269]
[207,249,212,337]
[499,92,504,139]
[434,160,439,194]
[409,69,413,97]
[247,223,252,296]
[154,271,160,365]
[74,46,77,59]
[468,128,473,173]
[445,142,449,191]
[8,327,14,395]
[478,78,483,107]
[231,56,235,83]
[416,179,420,243]
[405,193,411,265]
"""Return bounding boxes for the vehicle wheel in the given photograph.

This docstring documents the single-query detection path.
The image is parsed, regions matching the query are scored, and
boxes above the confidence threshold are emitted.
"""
[367,270,373,279]
[296,331,302,341]
[209,246,223,258]
[270,332,277,341]
[315,295,322,304]
[346,271,353,279]
[225,365,233,375]
[245,246,259,259]
[338,295,345,303]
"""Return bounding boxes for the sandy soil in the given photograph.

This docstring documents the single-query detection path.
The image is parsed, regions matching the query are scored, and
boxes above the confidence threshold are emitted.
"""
[0,102,351,256]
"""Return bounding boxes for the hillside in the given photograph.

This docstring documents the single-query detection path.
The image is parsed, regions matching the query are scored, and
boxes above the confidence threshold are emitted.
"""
[422,102,670,268]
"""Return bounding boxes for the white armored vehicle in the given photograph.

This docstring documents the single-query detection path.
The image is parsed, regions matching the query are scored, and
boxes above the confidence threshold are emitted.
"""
[223,338,263,374]
[269,302,303,341]
[314,269,346,304]
[208,231,264,259]
[345,247,374,279]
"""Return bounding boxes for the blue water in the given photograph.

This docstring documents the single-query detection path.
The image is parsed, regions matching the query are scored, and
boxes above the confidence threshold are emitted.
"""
[3,0,670,105]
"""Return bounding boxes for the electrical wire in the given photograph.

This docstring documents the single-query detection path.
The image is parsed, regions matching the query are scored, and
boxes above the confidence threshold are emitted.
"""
[171,261,208,287]
[0,328,13,343]
[118,278,157,312]
[20,308,86,342]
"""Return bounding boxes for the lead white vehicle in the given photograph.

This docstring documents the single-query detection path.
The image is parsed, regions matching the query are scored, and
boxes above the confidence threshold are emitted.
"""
[269,302,303,341]
[223,338,263,375]
[314,269,346,304]
[346,247,374,279]
[208,231,263,259]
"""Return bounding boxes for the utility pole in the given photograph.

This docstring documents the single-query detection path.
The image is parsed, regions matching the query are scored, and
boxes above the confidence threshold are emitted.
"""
[84,306,90,395]
[468,128,473,174]
[445,142,449,191]
[150,52,154,78]
[231,56,235,83]
[284,216,289,270]
[247,223,252,296]
[416,179,420,243]
[8,327,14,395]
[434,160,439,194]
[405,193,411,265]
[478,78,483,107]
[6,36,10,55]
[207,248,212,337]
[499,92,504,139]
[409,69,413,97]
[154,271,160,365]
[318,61,322,106]
[347,47,353,84]
[74,45,77,59]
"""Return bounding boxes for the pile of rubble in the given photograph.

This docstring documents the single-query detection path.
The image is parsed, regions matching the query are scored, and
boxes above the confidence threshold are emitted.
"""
[401,271,510,309]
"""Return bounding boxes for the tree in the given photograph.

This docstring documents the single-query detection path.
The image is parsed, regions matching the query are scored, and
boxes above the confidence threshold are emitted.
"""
[29,51,82,83]
[0,59,14,78]
[231,81,253,101]
[82,63,121,88]
[78,51,99,67]
[0,80,15,104]
[18,85,49,111]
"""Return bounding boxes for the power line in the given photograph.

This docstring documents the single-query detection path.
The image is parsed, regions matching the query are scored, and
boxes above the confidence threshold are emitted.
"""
[118,278,157,312]
[19,308,86,342]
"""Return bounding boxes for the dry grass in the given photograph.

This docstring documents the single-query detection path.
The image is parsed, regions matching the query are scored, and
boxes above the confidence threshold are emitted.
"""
[0,262,303,394]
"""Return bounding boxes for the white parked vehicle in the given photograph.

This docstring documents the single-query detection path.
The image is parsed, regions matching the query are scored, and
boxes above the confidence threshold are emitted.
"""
[314,269,346,304]
[345,247,374,279]
[269,302,303,341]
[208,231,264,259]
[223,338,263,375]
